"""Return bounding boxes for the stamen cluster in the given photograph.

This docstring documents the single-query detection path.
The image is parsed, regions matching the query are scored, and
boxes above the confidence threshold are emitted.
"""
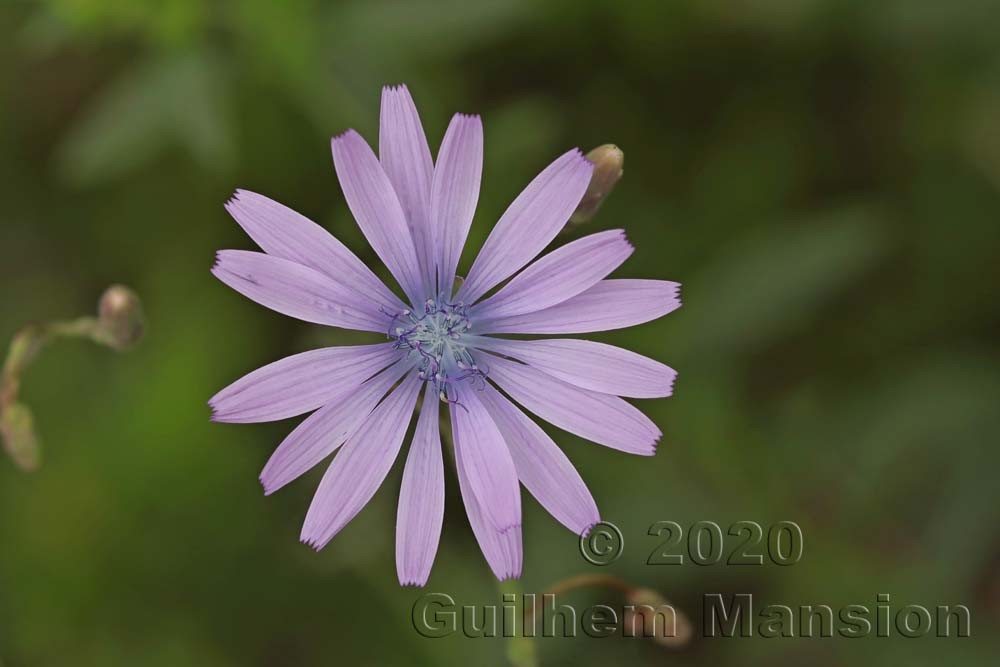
[388,299,487,401]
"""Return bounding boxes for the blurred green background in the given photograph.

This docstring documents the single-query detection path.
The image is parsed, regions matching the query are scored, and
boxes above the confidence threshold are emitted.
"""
[1,0,999,664]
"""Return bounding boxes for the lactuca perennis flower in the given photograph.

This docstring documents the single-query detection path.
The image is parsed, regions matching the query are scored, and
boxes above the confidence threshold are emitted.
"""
[210,85,681,585]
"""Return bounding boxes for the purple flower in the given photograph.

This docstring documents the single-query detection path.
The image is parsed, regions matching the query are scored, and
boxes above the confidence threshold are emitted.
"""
[210,85,681,585]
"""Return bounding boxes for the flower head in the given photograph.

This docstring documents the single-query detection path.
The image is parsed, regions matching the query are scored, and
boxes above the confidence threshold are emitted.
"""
[210,85,681,585]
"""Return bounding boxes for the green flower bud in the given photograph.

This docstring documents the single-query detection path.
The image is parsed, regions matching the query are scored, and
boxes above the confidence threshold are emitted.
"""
[97,284,144,350]
[569,144,624,226]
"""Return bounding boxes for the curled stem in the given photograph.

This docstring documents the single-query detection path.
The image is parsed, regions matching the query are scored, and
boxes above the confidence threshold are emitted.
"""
[0,285,143,471]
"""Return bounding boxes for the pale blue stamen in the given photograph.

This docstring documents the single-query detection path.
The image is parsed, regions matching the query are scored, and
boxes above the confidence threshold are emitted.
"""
[388,299,487,402]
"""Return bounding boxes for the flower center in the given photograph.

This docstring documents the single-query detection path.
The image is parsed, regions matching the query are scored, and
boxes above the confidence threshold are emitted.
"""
[388,299,486,401]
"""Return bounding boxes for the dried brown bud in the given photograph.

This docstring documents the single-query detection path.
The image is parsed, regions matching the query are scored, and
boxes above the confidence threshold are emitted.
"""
[97,284,144,350]
[623,587,692,648]
[0,402,41,471]
[569,144,624,226]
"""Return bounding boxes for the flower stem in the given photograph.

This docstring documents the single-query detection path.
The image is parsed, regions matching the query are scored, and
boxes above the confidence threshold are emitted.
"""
[499,578,538,667]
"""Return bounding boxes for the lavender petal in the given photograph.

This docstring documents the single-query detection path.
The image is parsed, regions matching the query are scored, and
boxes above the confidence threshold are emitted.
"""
[486,354,661,456]
[379,85,436,296]
[456,149,593,304]
[455,431,523,581]
[431,113,483,298]
[210,343,399,423]
[259,361,411,495]
[470,229,633,321]
[479,384,600,535]
[212,249,392,332]
[331,129,425,306]
[224,190,405,315]
[449,382,521,532]
[300,373,421,550]
[475,279,681,334]
[396,385,445,586]
[472,337,676,399]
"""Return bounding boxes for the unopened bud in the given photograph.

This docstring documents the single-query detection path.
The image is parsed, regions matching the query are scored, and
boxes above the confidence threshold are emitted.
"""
[97,284,144,350]
[623,587,692,648]
[1,402,41,471]
[569,144,624,226]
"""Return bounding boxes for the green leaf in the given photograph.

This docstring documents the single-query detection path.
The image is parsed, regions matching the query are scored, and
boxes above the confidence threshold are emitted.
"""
[675,204,889,359]
[57,50,233,185]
